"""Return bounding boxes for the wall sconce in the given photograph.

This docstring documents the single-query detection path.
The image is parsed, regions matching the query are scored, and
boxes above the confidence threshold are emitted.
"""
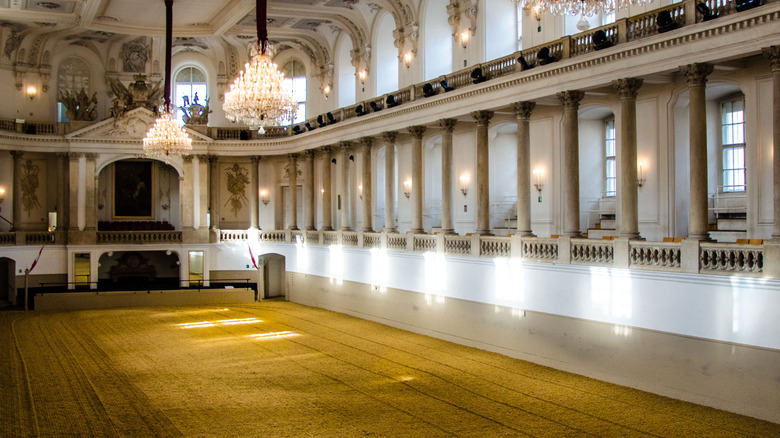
[357,70,367,92]
[403,179,412,199]
[0,187,5,212]
[460,30,470,49]
[322,84,331,99]
[260,189,270,205]
[459,174,470,196]
[26,85,37,101]
[403,52,413,68]
[320,188,324,194]
[533,168,544,202]
[637,161,646,188]
[358,184,363,200]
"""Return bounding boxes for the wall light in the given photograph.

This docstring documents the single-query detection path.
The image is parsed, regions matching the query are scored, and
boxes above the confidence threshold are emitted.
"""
[403,52,413,68]
[357,70,367,92]
[26,85,37,101]
[460,30,470,49]
[320,188,324,194]
[260,189,270,205]
[533,168,544,202]
[459,174,470,196]
[403,179,412,199]
[322,84,331,99]
[0,187,5,203]
[637,161,646,188]
[358,183,363,200]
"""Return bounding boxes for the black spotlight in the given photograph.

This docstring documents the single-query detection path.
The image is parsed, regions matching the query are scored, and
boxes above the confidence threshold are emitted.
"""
[370,101,383,112]
[292,125,303,135]
[386,95,400,108]
[440,80,455,92]
[349,155,354,161]
[326,112,337,124]
[471,67,487,84]
[735,0,761,11]
[239,130,250,140]
[355,104,367,116]
[331,158,336,164]
[305,122,316,131]
[537,47,557,65]
[656,10,678,33]
[422,83,438,97]
[317,114,327,128]
[517,56,534,71]
[696,2,718,20]
[592,30,613,50]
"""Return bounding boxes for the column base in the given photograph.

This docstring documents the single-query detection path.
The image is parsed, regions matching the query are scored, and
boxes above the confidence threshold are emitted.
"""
[562,231,581,238]
[440,229,456,235]
[321,226,334,231]
[619,232,644,241]
[289,226,299,231]
[305,226,316,231]
[514,230,535,237]
[476,230,493,236]
[411,229,425,234]
[685,233,713,242]
[383,227,397,233]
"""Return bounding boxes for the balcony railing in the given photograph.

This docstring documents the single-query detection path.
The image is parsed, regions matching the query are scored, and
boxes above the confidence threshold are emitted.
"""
[2,0,773,139]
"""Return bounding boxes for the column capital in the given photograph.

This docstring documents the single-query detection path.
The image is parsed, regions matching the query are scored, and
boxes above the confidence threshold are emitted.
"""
[56,152,69,159]
[613,78,644,100]
[762,45,780,71]
[196,154,210,161]
[304,149,316,159]
[470,110,494,126]
[68,152,83,161]
[320,145,333,156]
[438,118,457,133]
[511,102,536,120]
[557,90,585,108]
[208,154,219,163]
[382,131,398,144]
[182,155,193,163]
[408,125,426,139]
[360,136,373,148]
[287,152,299,162]
[680,63,714,87]
[84,153,99,161]
[339,141,352,151]
[10,150,24,159]
[250,155,261,163]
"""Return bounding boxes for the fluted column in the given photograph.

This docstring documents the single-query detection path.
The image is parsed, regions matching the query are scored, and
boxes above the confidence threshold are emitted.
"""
[68,152,81,231]
[511,102,536,237]
[84,153,98,231]
[56,152,68,231]
[287,153,299,231]
[681,63,714,241]
[408,126,426,234]
[360,137,373,232]
[304,150,315,230]
[10,151,24,230]
[321,146,333,231]
[439,119,457,234]
[382,132,398,232]
[250,156,260,229]
[181,155,195,230]
[339,142,352,231]
[196,155,209,230]
[614,78,644,240]
[208,156,219,230]
[472,110,494,235]
[763,46,780,240]
[558,91,585,237]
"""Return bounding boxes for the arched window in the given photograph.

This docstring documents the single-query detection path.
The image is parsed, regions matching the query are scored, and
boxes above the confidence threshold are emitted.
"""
[174,67,207,124]
[57,57,90,122]
[485,0,517,60]
[337,36,356,107]
[282,60,307,125]
[423,0,452,81]
[375,12,398,96]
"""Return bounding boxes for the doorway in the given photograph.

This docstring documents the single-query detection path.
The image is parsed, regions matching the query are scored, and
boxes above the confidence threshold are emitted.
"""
[0,257,16,305]
[258,253,285,299]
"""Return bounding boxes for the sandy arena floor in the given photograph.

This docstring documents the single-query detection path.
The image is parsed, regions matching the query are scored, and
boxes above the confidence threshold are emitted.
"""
[1,301,778,437]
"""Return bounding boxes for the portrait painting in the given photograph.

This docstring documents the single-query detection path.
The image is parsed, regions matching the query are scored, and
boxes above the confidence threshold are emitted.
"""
[114,161,153,218]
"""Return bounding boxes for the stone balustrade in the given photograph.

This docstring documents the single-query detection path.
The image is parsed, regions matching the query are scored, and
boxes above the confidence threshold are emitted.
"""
[96,231,182,244]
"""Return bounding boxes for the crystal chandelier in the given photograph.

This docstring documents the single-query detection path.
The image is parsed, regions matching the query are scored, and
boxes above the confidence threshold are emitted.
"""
[512,0,648,17]
[223,0,297,134]
[143,0,192,158]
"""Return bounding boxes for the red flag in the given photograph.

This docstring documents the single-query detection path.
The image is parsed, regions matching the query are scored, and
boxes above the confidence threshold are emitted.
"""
[29,246,44,273]
[248,244,258,269]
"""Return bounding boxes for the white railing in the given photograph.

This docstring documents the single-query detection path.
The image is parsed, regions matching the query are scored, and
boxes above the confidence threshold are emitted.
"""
[259,230,285,242]
[571,239,614,264]
[363,232,381,248]
[97,231,182,244]
[629,241,682,270]
[414,235,436,252]
[700,243,763,274]
[387,233,407,251]
[481,236,511,257]
[220,230,249,241]
[521,237,558,262]
[445,235,471,255]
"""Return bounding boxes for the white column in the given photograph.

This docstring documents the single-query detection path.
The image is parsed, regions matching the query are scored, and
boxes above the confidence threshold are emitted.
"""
[472,110,494,236]
[557,91,585,237]
[512,102,535,237]
[439,119,457,235]
[613,78,643,240]
[408,125,426,234]
[382,132,397,233]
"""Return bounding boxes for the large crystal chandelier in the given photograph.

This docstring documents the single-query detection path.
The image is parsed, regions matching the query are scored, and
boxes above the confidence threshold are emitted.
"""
[223,0,297,134]
[143,0,192,158]
[512,0,648,17]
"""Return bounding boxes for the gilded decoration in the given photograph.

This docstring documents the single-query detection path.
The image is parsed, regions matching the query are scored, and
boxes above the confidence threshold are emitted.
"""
[224,164,249,217]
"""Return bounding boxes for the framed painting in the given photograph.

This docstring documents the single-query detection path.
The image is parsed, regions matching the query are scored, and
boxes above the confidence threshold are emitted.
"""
[113,160,153,218]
